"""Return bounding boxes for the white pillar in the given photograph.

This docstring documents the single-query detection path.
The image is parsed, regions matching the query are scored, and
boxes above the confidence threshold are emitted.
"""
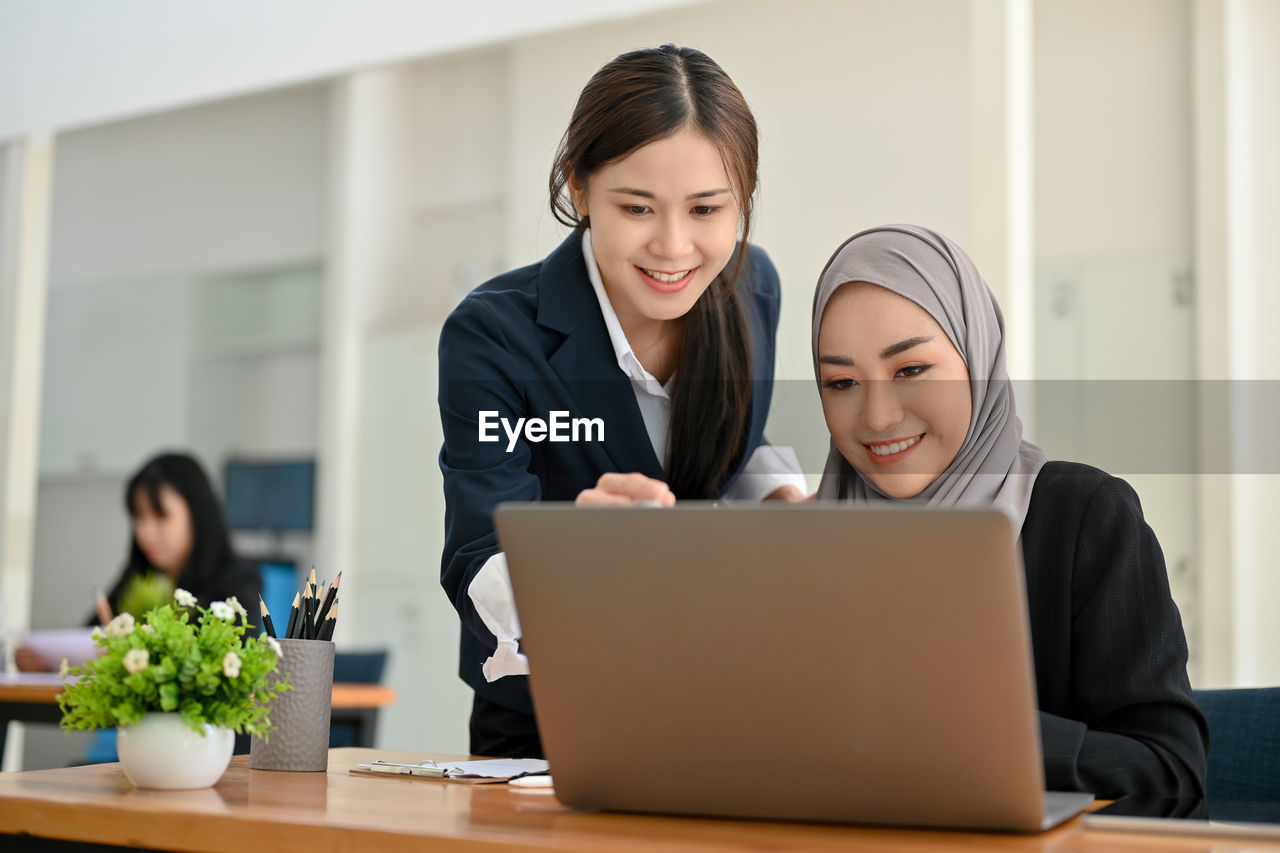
[317,70,407,641]
[1192,0,1280,686]
[0,135,55,771]
[969,0,1034,385]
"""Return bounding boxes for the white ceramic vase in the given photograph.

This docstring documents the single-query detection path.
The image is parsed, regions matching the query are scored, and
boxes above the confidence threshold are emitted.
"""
[116,712,234,789]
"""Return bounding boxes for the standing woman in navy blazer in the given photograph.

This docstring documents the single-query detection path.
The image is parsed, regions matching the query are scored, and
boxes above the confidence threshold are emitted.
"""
[438,45,804,758]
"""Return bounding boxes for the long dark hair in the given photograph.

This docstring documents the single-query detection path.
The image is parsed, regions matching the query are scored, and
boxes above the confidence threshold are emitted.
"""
[550,44,758,498]
[121,452,236,600]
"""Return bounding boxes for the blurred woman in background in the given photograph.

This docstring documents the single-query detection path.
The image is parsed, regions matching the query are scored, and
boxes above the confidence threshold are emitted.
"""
[16,451,260,671]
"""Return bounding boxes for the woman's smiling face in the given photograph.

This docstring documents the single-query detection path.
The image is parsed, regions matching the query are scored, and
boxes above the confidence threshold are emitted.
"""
[570,127,740,331]
[817,282,973,499]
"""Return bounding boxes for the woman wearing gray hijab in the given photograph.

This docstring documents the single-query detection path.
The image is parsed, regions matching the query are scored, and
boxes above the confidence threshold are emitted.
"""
[812,225,1207,799]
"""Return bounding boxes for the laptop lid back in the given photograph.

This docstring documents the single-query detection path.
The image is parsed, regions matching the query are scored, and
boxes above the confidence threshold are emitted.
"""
[496,504,1048,830]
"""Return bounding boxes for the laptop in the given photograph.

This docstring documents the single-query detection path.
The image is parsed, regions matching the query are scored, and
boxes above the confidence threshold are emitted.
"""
[495,503,1093,832]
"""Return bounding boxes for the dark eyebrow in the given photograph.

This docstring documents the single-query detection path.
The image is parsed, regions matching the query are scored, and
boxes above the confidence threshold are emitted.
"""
[608,187,730,201]
[880,336,934,359]
[817,336,935,368]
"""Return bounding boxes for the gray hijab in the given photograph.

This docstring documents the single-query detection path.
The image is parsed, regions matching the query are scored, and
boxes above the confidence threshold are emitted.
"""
[811,225,1047,534]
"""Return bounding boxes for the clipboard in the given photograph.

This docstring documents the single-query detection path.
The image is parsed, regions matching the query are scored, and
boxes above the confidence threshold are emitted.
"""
[349,758,549,785]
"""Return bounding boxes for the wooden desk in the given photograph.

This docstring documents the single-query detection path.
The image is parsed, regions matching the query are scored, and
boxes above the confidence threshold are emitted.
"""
[0,748,1276,852]
[0,675,397,760]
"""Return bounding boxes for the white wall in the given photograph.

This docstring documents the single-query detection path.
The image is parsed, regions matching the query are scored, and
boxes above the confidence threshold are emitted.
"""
[1035,0,1193,264]
[187,265,323,467]
[49,84,329,286]
[1030,0,1201,676]
[358,325,470,754]
[40,83,329,478]
[39,279,191,475]
[31,475,125,629]
[0,0,709,141]
[377,50,511,327]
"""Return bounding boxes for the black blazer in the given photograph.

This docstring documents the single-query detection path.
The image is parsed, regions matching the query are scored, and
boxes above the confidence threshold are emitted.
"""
[1022,461,1209,797]
[438,232,782,714]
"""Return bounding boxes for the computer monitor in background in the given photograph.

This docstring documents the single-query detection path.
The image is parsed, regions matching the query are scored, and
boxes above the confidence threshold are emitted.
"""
[223,458,316,532]
[223,458,316,632]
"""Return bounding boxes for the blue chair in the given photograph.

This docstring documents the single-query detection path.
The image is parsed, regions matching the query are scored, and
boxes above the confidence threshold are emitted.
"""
[333,650,388,685]
[258,560,299,634]
[84,729,118,764]
[1194,687,1280,801]
[329,649,390,748]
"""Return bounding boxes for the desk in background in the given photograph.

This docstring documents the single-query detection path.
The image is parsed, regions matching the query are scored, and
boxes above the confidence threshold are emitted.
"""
[0,674,396,767]
[0,747,1275,852]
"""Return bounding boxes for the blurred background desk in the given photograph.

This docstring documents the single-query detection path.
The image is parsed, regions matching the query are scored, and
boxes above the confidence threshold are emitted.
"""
[0,673,396,768]
[1,748,1276,852]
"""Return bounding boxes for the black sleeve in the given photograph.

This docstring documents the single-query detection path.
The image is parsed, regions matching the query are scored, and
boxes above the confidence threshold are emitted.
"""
[437,297,543,656]
[1039,475,1208,797]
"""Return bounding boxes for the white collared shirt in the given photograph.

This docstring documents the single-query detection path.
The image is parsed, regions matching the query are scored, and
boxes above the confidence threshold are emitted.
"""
[581,228,804,498]
[469,230,805,681]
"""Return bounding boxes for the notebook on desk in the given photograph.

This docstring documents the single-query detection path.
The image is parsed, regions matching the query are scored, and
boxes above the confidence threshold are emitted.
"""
[495,503,1093,832]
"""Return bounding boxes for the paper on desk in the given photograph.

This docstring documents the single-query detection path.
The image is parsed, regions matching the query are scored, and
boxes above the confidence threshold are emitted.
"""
[434,758,549,779]
[361,758,549,779]
[19,628,98,668]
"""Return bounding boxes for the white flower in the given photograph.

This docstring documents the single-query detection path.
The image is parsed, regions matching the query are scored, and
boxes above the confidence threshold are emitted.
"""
[58,658,69,679]
[265,636,283,657]
[123,648,150,674]
[210,601,235,621]
[90,626,103,640]
[175,588,197,608]
[105,612,135,638]
[226,596,248,619]
[222,651,242,678]
[140,624,154,633]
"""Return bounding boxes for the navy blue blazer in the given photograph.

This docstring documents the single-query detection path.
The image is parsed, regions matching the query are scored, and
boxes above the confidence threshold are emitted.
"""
[438,232,782,713]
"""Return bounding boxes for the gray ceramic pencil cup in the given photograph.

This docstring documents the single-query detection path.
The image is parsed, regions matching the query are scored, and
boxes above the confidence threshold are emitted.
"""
[250,638,335,771]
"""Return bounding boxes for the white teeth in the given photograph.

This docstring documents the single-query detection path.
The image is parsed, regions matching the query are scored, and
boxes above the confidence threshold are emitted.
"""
[868,435,923,456]
[643,268,691,283]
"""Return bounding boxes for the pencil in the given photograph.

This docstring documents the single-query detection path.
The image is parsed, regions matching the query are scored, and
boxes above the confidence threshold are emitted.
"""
[315,578,326,631]
[317,600,338,642]
[300,584,314,639]
[306,568,318,637]
[284,591,300,640]
[258,595,277,639]
[94,588,113,627]
[315,572,341,627]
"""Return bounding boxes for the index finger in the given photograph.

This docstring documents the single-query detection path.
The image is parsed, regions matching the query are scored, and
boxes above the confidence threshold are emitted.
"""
[594,472,675,504]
